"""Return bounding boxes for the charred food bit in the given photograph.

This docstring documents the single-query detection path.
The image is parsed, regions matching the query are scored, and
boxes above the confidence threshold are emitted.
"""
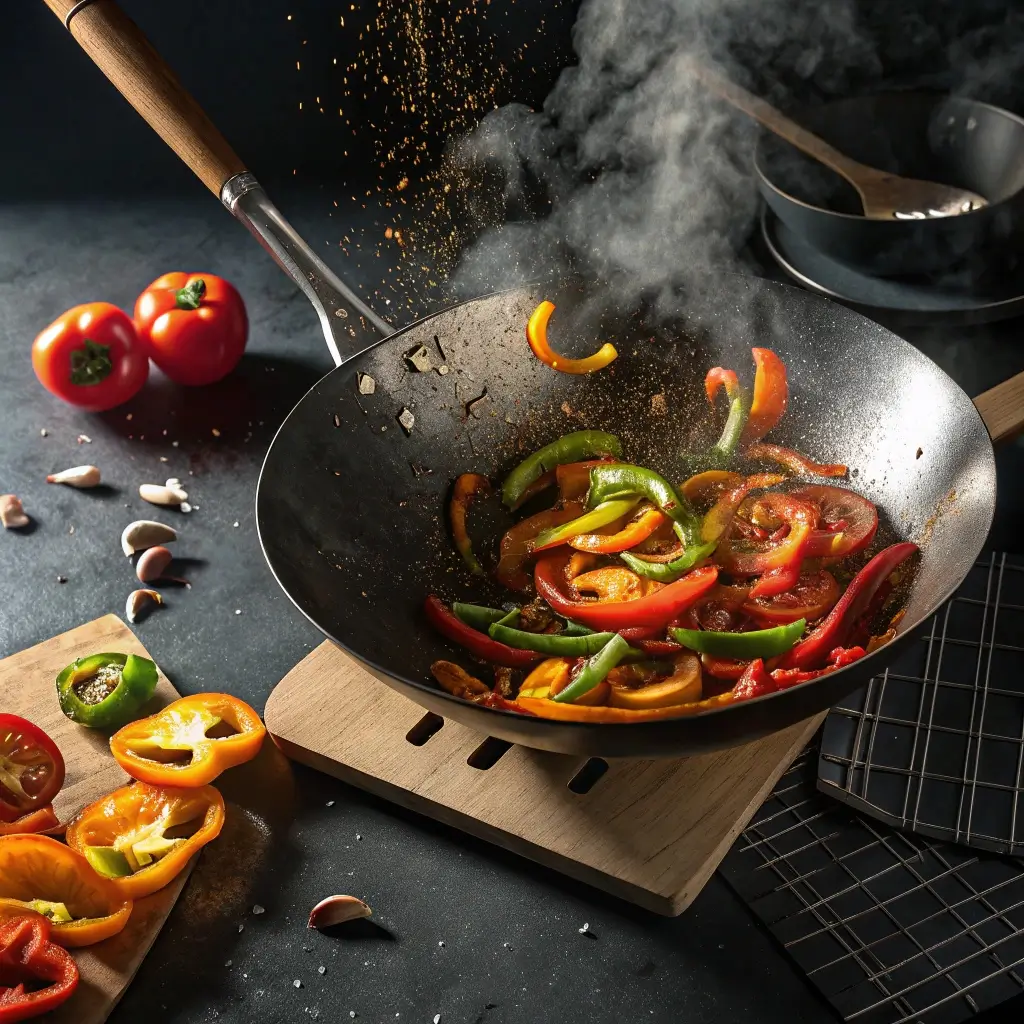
[430,660,490,699]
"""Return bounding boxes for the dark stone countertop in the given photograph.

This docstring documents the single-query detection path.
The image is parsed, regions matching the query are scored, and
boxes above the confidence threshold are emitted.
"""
[3,194,1024,1024]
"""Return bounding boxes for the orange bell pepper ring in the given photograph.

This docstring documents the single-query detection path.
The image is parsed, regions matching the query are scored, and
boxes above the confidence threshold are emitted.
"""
[66,781,225,900]
[0,834,132,947]
[568,505,668,553]
[740,348,789,445]
[110,693,265,787]
[526,301,617,375]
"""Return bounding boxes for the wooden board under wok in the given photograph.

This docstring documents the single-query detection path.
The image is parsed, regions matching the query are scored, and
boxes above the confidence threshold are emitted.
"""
[3,614,188,1024]
[265,640,823,916]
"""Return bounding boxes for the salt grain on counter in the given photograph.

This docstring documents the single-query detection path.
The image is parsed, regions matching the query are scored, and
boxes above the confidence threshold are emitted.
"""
[318,966,325,975]
[326,800,335,807]
[253,904,265,915]
[294,979,302,989]
[212,428,221,437]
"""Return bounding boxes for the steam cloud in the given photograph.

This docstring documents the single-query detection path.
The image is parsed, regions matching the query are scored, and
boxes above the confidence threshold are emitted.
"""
[447,0,874,308]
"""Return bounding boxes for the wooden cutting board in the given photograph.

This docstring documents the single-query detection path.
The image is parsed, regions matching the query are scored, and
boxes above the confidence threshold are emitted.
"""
[265,641,824,916]
[3,614,189,1024]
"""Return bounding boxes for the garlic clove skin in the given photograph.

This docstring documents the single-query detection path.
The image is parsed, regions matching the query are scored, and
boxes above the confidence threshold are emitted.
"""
[46,465,101,488]
[0,495,30,530]
[136,545,174,583]
[121,520,177,556]
[307,895,372,930]
[139,482,188,506]
[126,588,163,623]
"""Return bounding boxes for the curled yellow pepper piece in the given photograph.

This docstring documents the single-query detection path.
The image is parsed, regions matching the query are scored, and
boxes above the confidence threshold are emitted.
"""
[526,301,617,375]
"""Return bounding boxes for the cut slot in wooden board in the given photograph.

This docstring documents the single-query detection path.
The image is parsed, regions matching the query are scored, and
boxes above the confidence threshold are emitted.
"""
[2,614,188,1024]
[265,641,824,916]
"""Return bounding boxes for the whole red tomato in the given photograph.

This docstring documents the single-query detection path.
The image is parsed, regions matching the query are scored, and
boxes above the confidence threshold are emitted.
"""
[32,302,149,412]
[134,273,248,386]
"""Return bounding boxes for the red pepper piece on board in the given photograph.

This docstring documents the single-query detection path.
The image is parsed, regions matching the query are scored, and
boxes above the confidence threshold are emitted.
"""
[0,915,79,1020]
[778,542,918,670]
[424,596,542,669]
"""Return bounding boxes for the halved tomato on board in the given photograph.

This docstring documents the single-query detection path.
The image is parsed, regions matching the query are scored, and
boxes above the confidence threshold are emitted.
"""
[0,716,65,824]
[743,570,841,626]
[790,485,878,559]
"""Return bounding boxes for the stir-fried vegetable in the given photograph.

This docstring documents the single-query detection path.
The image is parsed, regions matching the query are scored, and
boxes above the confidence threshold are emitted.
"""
[425,329,919,722]
[526,301,618,375]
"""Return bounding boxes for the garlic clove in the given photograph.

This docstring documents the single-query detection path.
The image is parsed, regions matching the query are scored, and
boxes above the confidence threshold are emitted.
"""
[0,495,30,530]
[307,895,372,931]
[46,465,101,488]
[126,588,163,623]
[121,520,177,556]
[136,545,175,583]
[139,481,188,506]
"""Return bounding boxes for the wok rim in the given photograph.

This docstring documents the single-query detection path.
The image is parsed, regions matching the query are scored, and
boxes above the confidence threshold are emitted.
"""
[255,279,997,732]
[753,90,1024,224]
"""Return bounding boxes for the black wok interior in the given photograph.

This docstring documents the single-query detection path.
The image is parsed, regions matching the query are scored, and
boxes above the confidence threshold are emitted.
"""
[256,278,995,757]
[755,93,1024,277]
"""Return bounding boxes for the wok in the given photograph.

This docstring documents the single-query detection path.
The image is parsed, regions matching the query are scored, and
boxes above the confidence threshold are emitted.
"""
[46,0,1024,757]
[755,92,1024,278]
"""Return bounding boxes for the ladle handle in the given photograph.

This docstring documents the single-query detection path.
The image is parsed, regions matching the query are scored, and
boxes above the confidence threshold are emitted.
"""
[974,371,1024,444]
[42,0,246,196]
[692,62,880,185]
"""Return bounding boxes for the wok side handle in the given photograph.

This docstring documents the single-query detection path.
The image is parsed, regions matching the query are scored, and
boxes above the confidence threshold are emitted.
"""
[973,371,1024,444]
[43,0,392,366]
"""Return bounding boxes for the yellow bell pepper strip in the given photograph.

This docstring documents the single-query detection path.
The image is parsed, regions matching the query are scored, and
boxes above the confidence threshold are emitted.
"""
[496,500,585,592]
[0,807,61,838]
[705,367,748,461]
[55,652,158,730]
[449,473,490,575]
[532,498,639,552]
[501,432,621,509]
[109,694,266,788]
[746,443,846,478]
[552,634,632,704]
[607,653,702,709]
[517,691,735,722]
[65,782,225,900]
[671,618,806,660]
[0,835,132,948]
[680,470,743,504]
[568,505,668,553]
[525,300,618,375]
[740,348,789,445]
[0,916,79,1020]
[519,658,574,700]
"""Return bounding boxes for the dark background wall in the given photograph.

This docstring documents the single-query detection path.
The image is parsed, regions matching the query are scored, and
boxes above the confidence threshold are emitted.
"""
[7,0,1024,201]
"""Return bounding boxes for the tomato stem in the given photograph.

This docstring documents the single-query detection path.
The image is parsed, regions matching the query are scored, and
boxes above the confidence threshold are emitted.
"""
[68,338,112,386]
[175,278,206,310]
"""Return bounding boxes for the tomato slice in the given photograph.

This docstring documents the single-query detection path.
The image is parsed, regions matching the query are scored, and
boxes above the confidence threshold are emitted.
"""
[790,485,878,558]
[742,570,841,626]
[0,716,65,823]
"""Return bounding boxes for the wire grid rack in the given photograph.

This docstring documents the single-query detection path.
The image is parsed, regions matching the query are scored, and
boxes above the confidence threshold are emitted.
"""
[817,553,1024,856]
[719,747,1024,1024]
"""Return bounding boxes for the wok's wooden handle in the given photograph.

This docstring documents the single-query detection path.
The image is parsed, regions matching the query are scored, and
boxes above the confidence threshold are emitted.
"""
[42,0,246,196]
[974,371,1024,444]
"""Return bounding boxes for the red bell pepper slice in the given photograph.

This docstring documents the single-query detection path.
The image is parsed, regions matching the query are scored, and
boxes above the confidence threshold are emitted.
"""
[732,659,776,701]
[534,552,718,631]
[701,473,786,543]
[0,916,79,1020]
[740,348,788,445]
[746,443,847,478]
[771,646,867,688]
[424,596,542,669]
[778,543,918,670]
[705,367,741,405]
[717,493,818,598]
[702,653,749,680]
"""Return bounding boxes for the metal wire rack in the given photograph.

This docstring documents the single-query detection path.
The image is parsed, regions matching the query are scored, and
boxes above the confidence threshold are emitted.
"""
[818,553,1024,856]
[719,747,1024,1024]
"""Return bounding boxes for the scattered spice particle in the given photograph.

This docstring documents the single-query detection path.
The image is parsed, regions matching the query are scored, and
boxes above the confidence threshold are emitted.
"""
[233,521,240,528]
[172,441,179,447]
[212,428,221,437]
[650,393,667,416]
[326,800,335,807]
[126,413,133,421]
[294,980,303,989]
[40,428,48,437]
[160,456,168,462]
[438,940,445,948]
[253,904,265,915]
[334,414,341,427]
[77,434,92,444]
[224,960,232,967]
[238,924,245,933]
[57,575,67,584]
[318,966,326,975]
[235,609,242,616]
[69,525,75,535]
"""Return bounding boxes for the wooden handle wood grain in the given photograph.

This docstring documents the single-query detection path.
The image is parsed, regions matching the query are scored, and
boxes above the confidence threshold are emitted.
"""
[690,61,876,185]
[43,0,246,196]
[974,371,1024,444]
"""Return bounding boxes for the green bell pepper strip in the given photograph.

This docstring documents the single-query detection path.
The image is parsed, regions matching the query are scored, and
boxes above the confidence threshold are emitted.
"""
[488,624,617,657]
[587,464,703,548]
[620,541,718,583]
[452,603,512,632]
[552,634,633,704]
[501,430,622,508]
[55,652,158,729]
[705,367,750,463]
[670,618,807,659]
[493,608,521,629]
[532,497,639,551]
[562,620,596,636]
